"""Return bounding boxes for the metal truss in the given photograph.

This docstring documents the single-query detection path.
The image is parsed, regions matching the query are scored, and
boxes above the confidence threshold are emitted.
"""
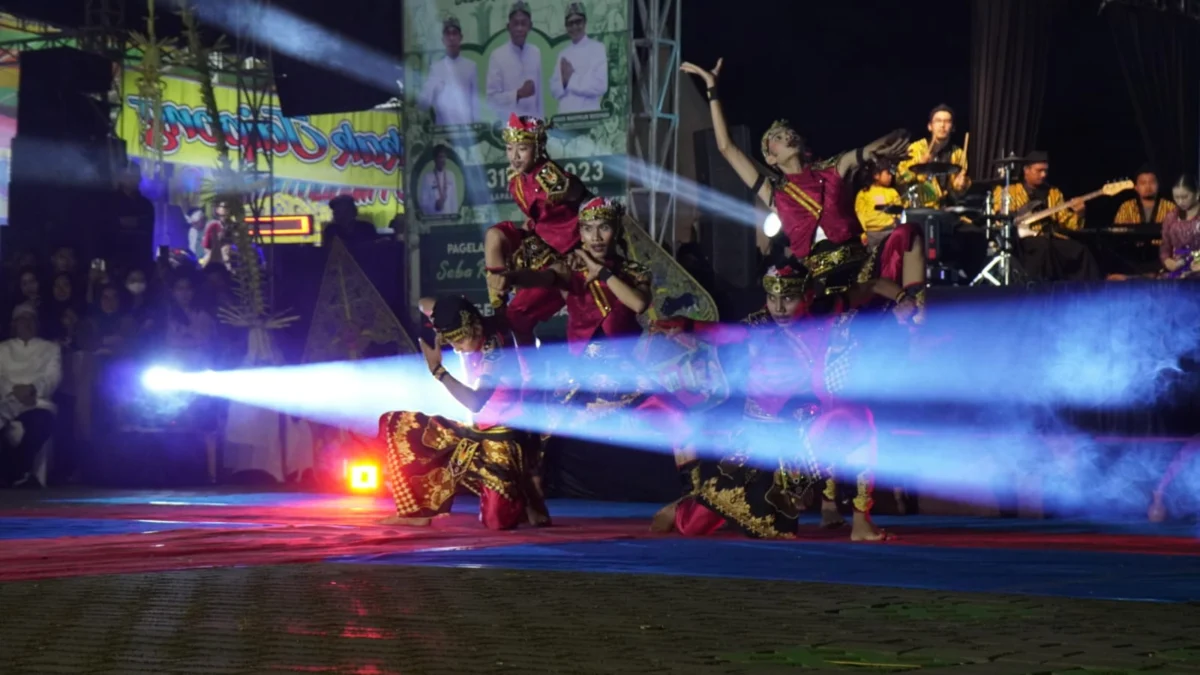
[231,0,277,304]
[628,0,681,250]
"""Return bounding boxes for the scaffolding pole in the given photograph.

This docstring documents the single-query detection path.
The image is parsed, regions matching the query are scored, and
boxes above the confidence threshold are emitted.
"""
[628,0,681,252]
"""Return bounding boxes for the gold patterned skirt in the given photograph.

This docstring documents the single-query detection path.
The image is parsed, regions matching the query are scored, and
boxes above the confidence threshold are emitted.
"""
[379,411,539,522]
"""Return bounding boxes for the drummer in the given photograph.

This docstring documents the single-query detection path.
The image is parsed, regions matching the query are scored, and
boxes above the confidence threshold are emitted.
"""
[897,104,970,207]
[854,159,904,247]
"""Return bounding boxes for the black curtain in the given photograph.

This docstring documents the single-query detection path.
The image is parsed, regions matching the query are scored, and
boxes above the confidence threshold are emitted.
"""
[968,0,1055,179]
[1106,4,1200,184]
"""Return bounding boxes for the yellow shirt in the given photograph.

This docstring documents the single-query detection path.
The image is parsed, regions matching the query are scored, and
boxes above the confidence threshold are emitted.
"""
[855,185,902,232]
[897,138,970,206]
[991,183,1083,233]
[1113,198,1176,225]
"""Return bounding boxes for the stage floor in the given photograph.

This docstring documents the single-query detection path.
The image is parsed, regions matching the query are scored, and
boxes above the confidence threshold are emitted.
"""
[1,488,1198,674]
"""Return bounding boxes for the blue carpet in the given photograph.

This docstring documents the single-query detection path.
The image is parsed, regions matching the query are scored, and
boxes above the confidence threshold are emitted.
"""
[0,517,264,539]
[329,538,1200,603]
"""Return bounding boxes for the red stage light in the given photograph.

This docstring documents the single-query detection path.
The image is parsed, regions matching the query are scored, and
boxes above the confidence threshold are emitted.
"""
[347,463,379,491]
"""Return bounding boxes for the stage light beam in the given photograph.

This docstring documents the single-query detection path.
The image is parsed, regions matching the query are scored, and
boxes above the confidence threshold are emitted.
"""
[142,366,180,392]
[763,212,782,237]
[347,462,380,492]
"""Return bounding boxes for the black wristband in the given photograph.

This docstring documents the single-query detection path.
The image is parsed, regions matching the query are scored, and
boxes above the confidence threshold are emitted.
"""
[706,87,717,101]
[751,173,766,196]
[597,267,614,282]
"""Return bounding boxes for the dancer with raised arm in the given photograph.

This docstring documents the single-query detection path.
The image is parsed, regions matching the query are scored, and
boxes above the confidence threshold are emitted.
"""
[681,58,927,320]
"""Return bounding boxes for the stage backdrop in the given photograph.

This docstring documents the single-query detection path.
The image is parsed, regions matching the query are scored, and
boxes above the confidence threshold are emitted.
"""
[120,71,405,237]
[403,0,630,298]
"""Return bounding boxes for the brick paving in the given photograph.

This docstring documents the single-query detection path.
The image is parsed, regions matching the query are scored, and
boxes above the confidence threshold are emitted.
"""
[2,564,1198,674]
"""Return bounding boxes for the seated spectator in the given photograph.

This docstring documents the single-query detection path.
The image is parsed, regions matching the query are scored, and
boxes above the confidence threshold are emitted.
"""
[90,284,127,356]
[0,305,61,488]
[122,268,159,339]
[165,274,216,367]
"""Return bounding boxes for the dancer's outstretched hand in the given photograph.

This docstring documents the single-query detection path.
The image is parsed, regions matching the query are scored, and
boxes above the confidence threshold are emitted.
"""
[680,58,723,89]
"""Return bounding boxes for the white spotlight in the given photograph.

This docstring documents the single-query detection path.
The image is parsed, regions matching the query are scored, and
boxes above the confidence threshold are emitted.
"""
[763,212,782,237]
[142,366,180,392]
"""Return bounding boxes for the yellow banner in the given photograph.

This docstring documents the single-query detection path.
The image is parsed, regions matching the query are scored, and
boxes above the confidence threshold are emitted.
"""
[120,71,405,232]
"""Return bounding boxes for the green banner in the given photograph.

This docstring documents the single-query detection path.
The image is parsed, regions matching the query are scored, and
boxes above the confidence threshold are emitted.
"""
[402,0,630,234]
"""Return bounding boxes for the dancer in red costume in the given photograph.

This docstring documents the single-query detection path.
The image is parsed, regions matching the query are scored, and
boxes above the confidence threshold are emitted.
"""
[502,197,693,461]
[484,114,592,344]
[377,296,549,529]
[652,262,913,540]
[681,58,928,322]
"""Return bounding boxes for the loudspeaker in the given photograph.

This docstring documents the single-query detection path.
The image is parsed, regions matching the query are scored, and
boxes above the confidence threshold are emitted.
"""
[693,126,758,289]
[270,0,403,116]
[17,47,113,140]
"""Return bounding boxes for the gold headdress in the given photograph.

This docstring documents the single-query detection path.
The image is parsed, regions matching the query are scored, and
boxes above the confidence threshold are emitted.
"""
[761,262,810,297]
[579,196,624,223]
[432,298,482,344]
[502,114,550,156]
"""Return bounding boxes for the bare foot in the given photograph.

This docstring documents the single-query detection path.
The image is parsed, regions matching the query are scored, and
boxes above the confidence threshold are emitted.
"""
[526,503,552,527]
[650,501,678,533]
[820,500,846,529]
[377,515,432,527]
[1148,494,1167,523]
[850,512,891,542]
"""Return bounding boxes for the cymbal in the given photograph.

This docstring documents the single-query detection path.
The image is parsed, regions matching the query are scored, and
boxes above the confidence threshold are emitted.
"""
[909,162,961,176]
[991,153,1025,166]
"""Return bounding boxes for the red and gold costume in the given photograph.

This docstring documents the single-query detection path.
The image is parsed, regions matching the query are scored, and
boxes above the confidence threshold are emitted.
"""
[489,114,590,343]
[761,121,925,315]
[379,305,544,529]
[547,198,690,444]
[663,265,880,538]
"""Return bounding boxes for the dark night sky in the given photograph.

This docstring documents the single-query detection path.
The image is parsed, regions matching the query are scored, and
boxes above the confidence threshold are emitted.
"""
[682,0,1165,213]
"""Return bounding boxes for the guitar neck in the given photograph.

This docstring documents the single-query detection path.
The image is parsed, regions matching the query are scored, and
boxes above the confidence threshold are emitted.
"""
[1021,188,1102,225]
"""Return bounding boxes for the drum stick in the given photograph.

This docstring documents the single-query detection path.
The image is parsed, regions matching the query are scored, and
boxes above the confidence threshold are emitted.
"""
[962,132,970,174]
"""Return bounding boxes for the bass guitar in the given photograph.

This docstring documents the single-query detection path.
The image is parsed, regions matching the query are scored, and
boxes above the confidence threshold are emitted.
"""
[1016,179,1133,238]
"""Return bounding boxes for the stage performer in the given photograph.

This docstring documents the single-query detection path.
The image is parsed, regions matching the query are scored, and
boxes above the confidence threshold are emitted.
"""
[501,197,695,465]
[651,262,912,540]
[378,296,548,529]
[896,104,970,207]
[681,58,927,322]
[484,114,591,345]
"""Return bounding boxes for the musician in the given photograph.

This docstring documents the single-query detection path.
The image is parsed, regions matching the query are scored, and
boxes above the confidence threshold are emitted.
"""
[991,152,1099,282]
[1114,166,1175,226]
[897,104,970,207]
[1160,174,1200,278]
[854,160,902,247]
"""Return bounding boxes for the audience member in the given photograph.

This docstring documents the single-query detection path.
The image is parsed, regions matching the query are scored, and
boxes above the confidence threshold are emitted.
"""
[0,305,61,488]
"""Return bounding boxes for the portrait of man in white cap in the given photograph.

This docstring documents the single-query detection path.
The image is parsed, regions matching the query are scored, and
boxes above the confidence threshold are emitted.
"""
[486,1,544,120]
[417,15,480,126]
[549,2,609,114]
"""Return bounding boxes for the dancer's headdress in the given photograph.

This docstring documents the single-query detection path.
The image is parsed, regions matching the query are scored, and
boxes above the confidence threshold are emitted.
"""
[432,296,482,344]
[761,260,811,297]
[502,114,550,156]
[579,196,624,224]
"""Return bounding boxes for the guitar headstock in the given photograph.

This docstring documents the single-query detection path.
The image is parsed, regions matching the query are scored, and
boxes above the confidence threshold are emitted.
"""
[1102,179,1135,196]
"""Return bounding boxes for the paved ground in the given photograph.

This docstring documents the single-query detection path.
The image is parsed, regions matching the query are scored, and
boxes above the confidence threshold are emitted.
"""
[2,563,1199,674]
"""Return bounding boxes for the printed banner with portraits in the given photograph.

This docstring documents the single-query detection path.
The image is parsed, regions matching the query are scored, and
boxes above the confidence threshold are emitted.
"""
[402,0,629,233]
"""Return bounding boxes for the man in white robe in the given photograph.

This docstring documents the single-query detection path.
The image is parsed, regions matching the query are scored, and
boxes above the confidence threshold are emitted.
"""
[418,146,459,216]
[549,2,608,114]
[0,305,61,488]
[486,1,543,120]
[417,16,479,126]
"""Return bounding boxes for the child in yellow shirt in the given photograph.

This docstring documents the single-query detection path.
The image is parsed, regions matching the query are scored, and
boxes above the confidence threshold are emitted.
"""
[855,161,903,247]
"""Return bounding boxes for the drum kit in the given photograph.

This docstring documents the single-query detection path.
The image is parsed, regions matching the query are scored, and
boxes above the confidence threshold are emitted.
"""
[879,154,1037,287]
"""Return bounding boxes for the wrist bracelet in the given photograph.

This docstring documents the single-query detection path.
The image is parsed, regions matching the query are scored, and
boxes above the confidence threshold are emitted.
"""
[484,265,507,273]
[894,289,908,304]
[432,365,448,381]
[597,267,614,282]
[706,87,718,102]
